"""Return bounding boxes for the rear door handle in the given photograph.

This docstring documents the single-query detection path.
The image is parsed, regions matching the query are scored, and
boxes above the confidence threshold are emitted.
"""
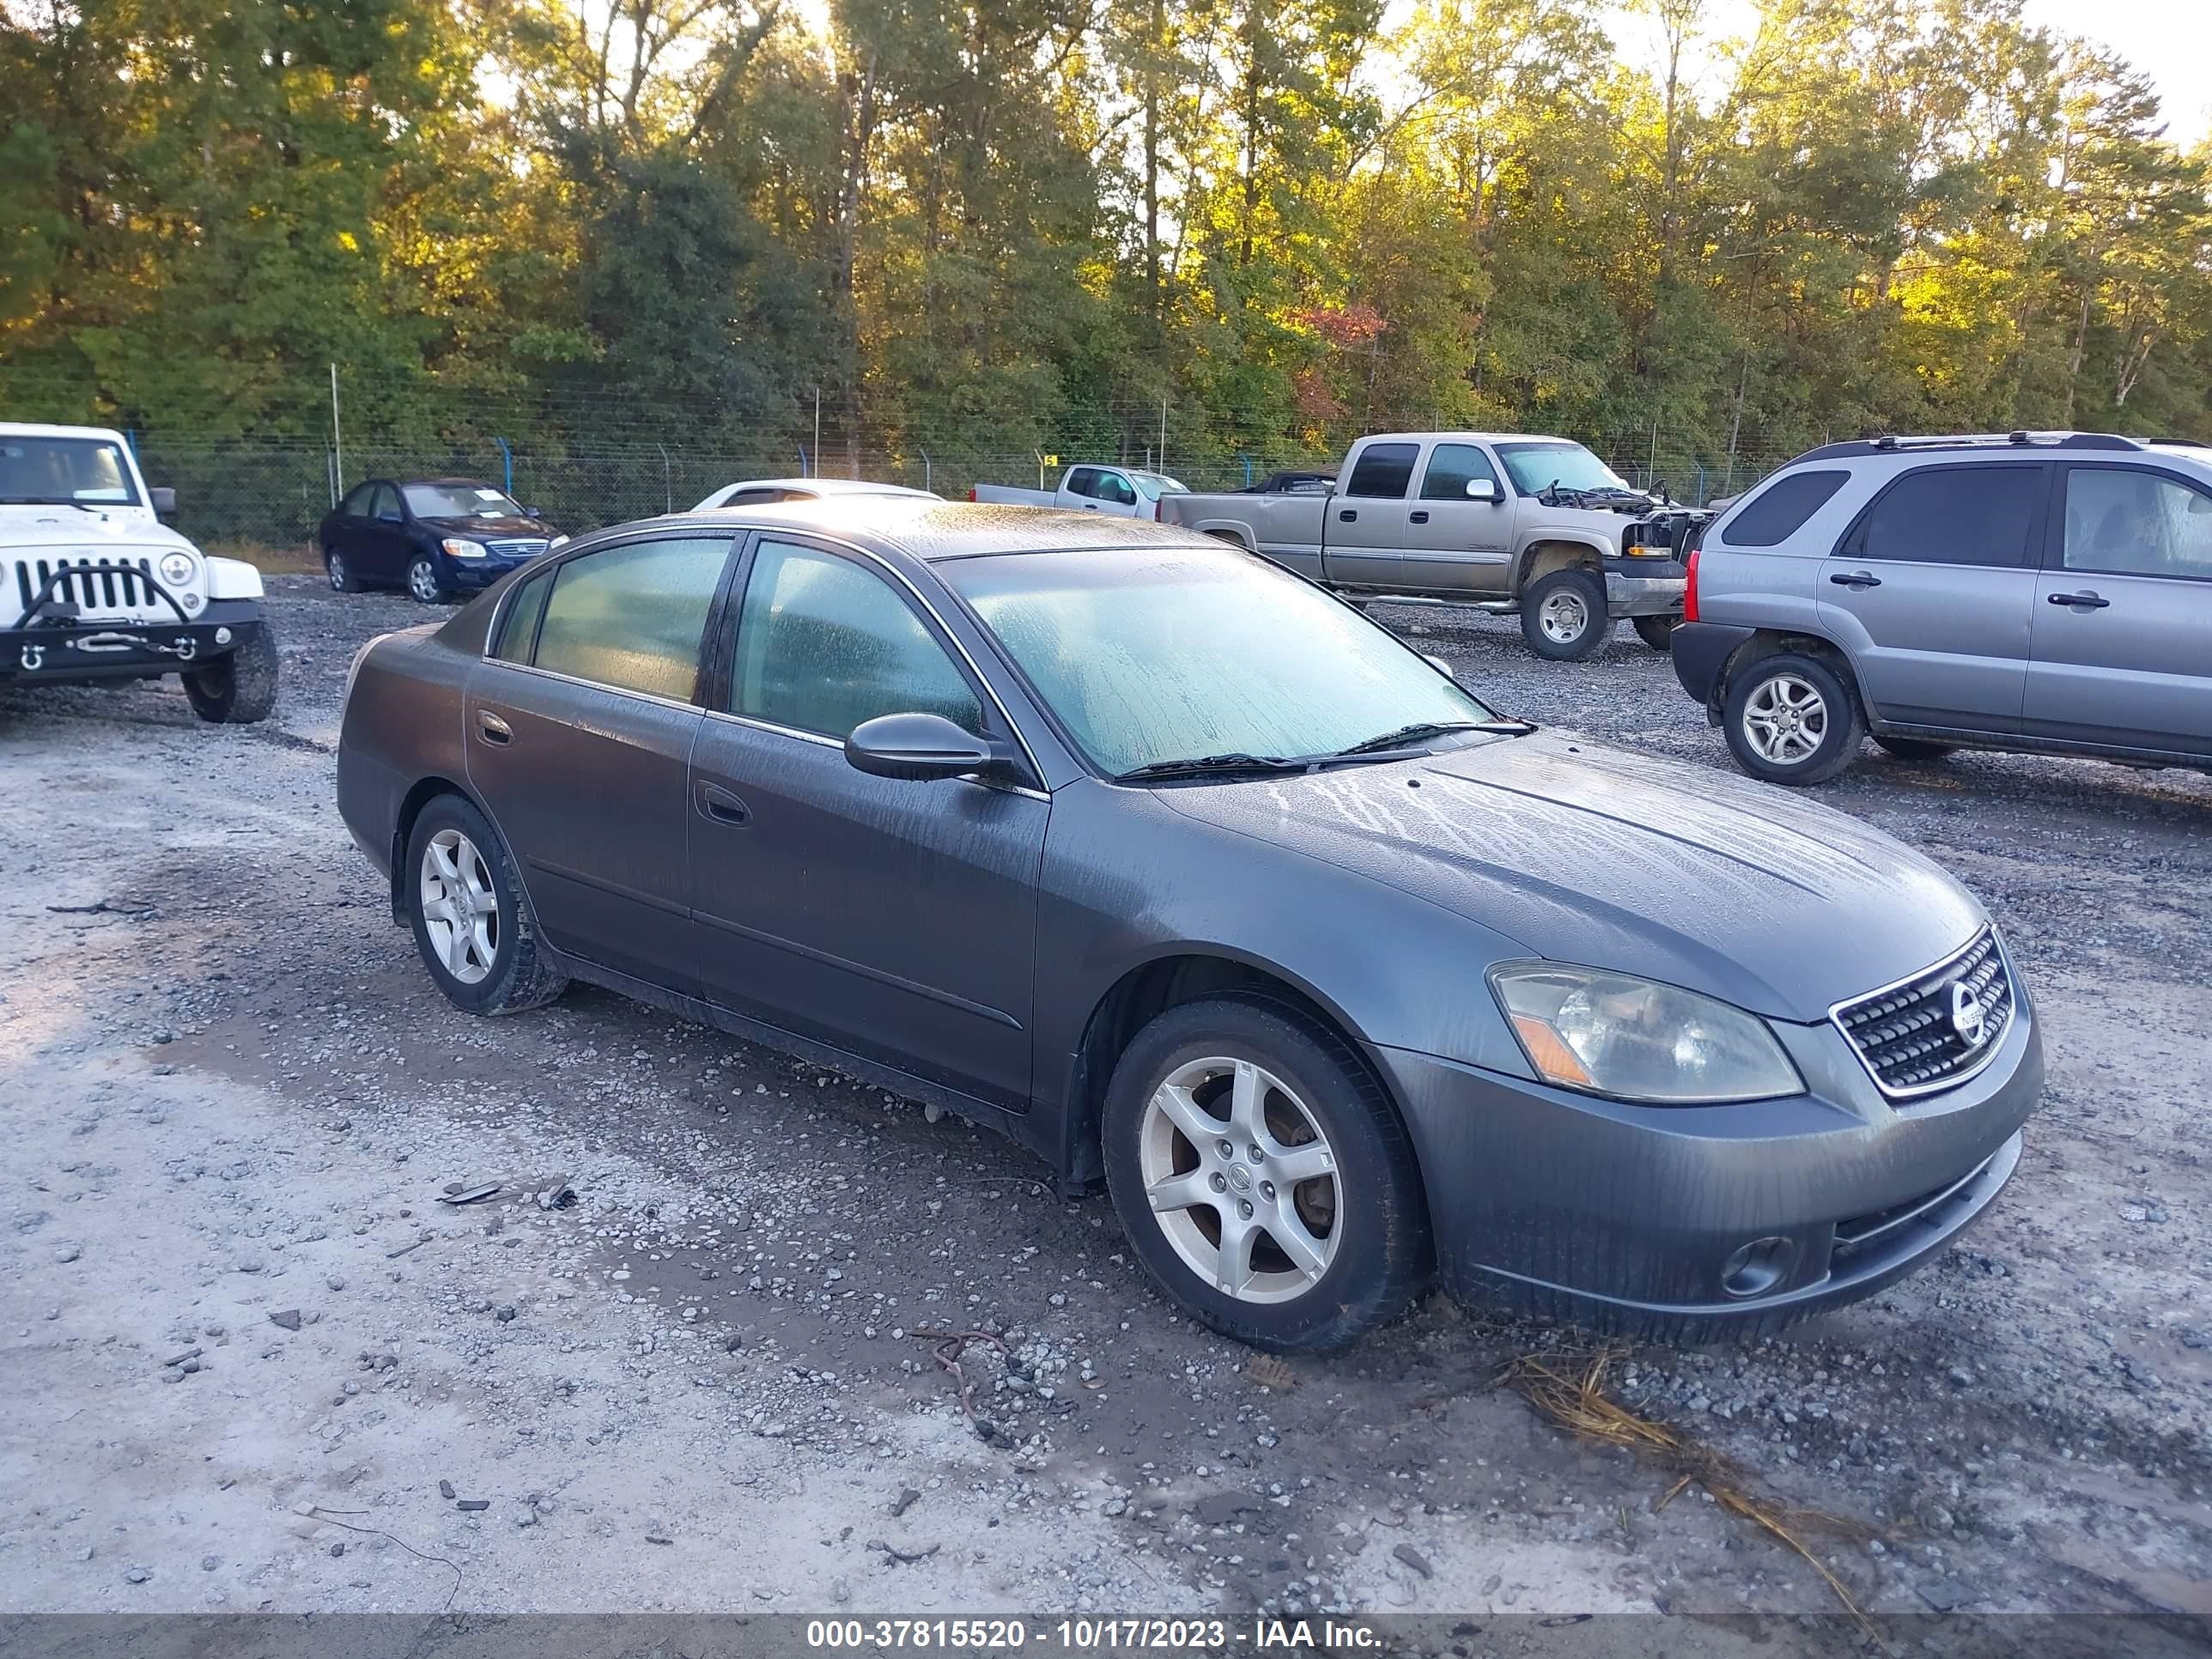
[1409,510,1430,524]
[1829,571,1881,588]
[2047,591,2111,609]
[1339,508,1358,522]
[694,780,751,827]
[475,710,512,744]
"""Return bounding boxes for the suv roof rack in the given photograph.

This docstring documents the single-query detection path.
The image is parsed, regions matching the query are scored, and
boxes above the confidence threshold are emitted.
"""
[1790,431,2143,464]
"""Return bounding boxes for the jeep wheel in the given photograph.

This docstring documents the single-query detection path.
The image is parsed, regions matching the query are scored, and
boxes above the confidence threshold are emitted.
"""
[1723,653,1865,785]
[407,556,450,605]
[1874,735,1957,761]
[404,795,568,1016]
[1103,996,1431,1352]
[181,628,279,725]
[325,546,362,592]
[1520,569,1610,661]
[1632,614,1678,652]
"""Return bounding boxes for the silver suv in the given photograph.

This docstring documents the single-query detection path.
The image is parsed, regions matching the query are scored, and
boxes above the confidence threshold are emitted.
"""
[1670,432,2212,784]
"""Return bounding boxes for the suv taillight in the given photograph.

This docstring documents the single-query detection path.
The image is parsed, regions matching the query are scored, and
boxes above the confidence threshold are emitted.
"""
[1683,548,1700,623]
[967,488,977,502]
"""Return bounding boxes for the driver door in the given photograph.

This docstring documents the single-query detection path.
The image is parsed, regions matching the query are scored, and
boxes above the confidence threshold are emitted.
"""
[1398,442,1513,595]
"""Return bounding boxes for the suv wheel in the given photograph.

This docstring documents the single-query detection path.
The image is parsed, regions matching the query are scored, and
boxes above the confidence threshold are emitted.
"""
[1521,569,1610,661]
[1874,735,1956,761]
[325,546,362,592]
[1632,615,1677,652]
[1102,997,1431,1352]
[404,795,568,1015]
[1723,653,1865,785]
[407,556,450,605]
[181,629,279,724]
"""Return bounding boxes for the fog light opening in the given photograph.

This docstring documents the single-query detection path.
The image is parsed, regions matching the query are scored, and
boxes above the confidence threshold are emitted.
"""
[1721,1236,1798,1299]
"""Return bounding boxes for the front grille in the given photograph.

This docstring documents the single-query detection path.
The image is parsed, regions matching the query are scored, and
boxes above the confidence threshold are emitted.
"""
[485,538,550,558]
[1832,928,2014,1098]
[1832,1152,1996,1261]
[9,555,160,621]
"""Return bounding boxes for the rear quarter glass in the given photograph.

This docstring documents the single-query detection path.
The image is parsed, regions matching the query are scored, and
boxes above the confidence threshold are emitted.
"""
[1717,470,1851,548]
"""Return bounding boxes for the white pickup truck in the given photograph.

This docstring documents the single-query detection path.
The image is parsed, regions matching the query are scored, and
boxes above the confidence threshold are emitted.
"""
[1160,431,1711,660]
[971,464,1188,520]
[1,422,278,720]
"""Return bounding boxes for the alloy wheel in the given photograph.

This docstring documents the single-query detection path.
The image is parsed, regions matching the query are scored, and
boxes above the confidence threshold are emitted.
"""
[326,550,348,591]
[419,828,499,984]
[409,560,441,603]
[1538,588,1590,643]
[1741,672,1829,764]
[1138,1055,1341,1304]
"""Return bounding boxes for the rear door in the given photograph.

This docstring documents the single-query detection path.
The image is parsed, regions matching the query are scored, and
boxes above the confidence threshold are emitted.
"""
[365,483,412,581]
[1397,441,1513,595]
[2024,463,2212,759]
[1321,441,1421,589]
[464,532,736,987]
[1062,468,1105,511]
[1816,462,2045,732]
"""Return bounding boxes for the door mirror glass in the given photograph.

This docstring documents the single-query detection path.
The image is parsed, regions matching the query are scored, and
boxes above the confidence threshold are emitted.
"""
[844,712,995,781]
[1464,477,1498,502]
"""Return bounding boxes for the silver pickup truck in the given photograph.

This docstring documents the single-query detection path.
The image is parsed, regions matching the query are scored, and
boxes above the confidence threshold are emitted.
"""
[1160,431,1711,659]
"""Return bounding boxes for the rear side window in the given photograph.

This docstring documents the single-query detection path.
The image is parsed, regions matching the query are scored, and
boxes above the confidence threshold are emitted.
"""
[1344,443,1419,499]
[339,483,377,516]
[1721,470,1849,547]
[1856,465,2040,567]
[1419,443,1501,501]
[491,568,552,664]
[532,536,730,701]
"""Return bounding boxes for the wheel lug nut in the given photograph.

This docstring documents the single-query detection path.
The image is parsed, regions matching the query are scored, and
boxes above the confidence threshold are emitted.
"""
[1237,1200,1254,1219]
[1247,1145,1263,1163]
[1260,1181,1275,1200]
[1209,1172,1227,1193]
[1216,1139,1234,1159]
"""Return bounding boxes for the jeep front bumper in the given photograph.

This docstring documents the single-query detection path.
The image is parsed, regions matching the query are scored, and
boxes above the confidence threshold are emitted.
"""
[0,600,265,683]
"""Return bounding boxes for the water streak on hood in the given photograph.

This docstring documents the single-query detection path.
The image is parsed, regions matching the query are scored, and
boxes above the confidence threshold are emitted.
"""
[1156,733,1984,1021]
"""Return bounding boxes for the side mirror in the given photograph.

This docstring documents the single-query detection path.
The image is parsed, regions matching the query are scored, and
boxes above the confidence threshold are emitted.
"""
[149,486,177,515]
[525,506,543,519]
[845,712,997,781]
[1465,478,1499,503]
[1422,653,1455,679]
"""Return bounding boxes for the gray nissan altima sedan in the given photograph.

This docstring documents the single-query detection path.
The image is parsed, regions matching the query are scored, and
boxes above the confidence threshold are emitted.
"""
[336,501,2043,1352]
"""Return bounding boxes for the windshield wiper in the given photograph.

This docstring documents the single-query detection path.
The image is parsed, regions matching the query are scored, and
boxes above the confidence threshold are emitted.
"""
[1334,719,1534,756]
[1114,752,1307,782]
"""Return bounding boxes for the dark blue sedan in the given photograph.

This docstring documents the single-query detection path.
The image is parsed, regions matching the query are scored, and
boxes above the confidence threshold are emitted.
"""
[318,477,560,603]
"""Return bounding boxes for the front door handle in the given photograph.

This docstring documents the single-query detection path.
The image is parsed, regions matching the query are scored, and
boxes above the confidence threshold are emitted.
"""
[1339,508,1358,522]
[475,709,512,744]
[2047,591,2111,609]
[1829,571,1881,589]
[1409,509,1430,524]
[694,780,751,827]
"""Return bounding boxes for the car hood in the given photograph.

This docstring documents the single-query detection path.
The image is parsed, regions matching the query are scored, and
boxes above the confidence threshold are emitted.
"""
[1153,734,1986,1022]
[0,505,199,555]
[416,514,550,541]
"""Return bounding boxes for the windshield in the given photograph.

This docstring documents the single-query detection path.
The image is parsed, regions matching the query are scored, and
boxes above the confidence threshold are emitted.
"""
[1128,471,1188,501]
[404,482,524,519]
[944,545,1498,777]
[0,435,141,506]
[1494,443,1632,496]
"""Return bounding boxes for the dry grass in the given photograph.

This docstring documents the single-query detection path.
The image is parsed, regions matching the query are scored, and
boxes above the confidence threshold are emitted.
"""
[1504,1346,1881,1638]
[201,539,321,576]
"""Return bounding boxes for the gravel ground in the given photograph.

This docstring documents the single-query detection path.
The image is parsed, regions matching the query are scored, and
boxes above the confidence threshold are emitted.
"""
[1,578,2207,1627]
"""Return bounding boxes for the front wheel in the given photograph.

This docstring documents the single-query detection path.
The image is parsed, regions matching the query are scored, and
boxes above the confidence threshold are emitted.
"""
[1723,652,1865,785]
[1102,997,1431,1352]
[325,546,362,592]
[406,556,450,605]
[404,795,568,1015]
[1632,614,1678,652]
[181,628,279,724]
[1520,569,1611,661]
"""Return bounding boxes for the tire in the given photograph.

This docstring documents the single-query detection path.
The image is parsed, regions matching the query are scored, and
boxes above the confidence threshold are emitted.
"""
[406,555,450,605]
[1520,569,1611,661]
[1101,996,1431,1352]
[404,794,568,1016]
[1874,735,1957,761]
[1632,614,1678,652]
[181,627,279,724]
[1722,652,1866,785]
[325,546,362,592]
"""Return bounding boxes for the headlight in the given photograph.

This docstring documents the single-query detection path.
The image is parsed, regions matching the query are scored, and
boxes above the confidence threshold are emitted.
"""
[157,550,197,586]
[441,538,489,559]
[1490,964,1802,1104]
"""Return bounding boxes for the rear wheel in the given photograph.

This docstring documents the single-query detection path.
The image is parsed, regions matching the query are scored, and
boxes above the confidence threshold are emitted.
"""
[181,628,279,724]
[1520,569,1610,661]
[325,546,362,592]
[1874,735,1957,761]
[404,795,568,1015]
[407,555,450,605]
[1632,614,1678,652]
[1103,997,1430,1352]
[1723,652,1865,785]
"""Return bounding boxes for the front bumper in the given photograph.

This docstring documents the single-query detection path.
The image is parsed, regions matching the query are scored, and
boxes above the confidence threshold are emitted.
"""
[0,602,264,683]
[1601,556,1686,617]
[445,555,539,592]
[1372,988,2042,1340]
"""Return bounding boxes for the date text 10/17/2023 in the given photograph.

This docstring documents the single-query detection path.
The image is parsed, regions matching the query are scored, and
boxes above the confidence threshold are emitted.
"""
[805,1618,1383,1650]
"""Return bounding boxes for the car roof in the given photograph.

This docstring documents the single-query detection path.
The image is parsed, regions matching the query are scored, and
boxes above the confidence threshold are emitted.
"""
[393,476,504,489]
[0,422,132,443]
[1357,431,1577,447]
[603,497,1227,564]
[716,477,937,496]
